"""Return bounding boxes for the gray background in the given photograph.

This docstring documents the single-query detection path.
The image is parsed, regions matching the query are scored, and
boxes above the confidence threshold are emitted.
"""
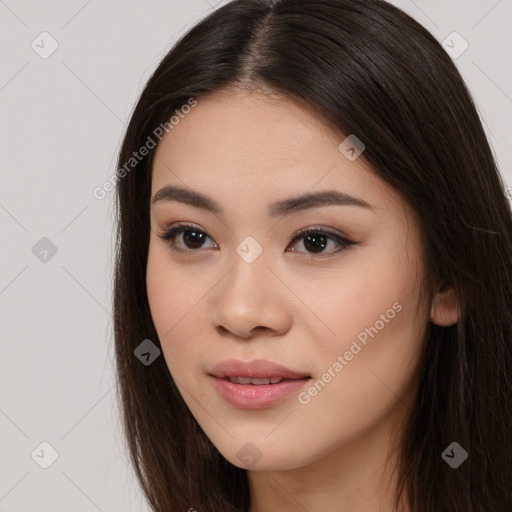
[0,0,510,510]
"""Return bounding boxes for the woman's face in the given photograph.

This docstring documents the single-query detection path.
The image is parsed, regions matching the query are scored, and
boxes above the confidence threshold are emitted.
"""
[147,88,431,472]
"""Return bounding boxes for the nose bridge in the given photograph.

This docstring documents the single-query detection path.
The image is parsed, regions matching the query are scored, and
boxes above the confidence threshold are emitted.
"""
[225,234,270,298]
[212,234,279,331]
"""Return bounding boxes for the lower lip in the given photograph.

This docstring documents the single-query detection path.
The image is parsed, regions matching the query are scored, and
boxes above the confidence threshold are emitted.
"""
[210,376,310,409]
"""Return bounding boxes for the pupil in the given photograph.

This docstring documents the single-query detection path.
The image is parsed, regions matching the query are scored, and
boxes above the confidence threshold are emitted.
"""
[184,230,205,249]
[304,233,327,253]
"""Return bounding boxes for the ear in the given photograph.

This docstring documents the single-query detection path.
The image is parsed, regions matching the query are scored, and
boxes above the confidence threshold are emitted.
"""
[430,283,459,326]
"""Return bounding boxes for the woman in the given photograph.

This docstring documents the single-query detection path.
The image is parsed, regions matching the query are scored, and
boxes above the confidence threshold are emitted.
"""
[112,0,512,510]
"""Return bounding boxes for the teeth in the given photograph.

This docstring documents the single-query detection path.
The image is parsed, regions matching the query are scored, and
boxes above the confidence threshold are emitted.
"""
[251,377,270,385]
[228,376,284,385]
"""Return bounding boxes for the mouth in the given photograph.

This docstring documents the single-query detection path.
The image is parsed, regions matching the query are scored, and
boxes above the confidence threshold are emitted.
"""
[210,358,310,380]
[221,376,310,385]
[209,375,311,409]
[208,359,312,409]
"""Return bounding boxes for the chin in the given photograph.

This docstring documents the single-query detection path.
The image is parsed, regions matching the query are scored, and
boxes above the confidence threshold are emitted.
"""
[211,438,310,472]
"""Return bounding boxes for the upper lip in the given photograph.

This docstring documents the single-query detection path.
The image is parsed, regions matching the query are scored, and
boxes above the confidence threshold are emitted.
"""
[210,359,310,379]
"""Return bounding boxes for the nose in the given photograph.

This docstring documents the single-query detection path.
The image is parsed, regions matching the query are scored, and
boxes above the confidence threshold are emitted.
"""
[212,248,292,340]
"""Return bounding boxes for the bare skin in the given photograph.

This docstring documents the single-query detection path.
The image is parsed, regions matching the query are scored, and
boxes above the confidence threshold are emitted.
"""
[146,87,459,512]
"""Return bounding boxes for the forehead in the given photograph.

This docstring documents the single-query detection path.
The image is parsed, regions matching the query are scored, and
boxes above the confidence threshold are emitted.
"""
[154,89,340,164]
[150,89,402,219]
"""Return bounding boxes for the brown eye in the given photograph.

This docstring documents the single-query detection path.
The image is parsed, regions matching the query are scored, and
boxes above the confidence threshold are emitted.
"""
[175,229,207,249]
[287,227,356,257]
[157,224,217,252]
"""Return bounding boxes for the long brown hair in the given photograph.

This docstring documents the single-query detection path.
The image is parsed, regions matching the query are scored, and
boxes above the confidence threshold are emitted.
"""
[112,0,512,510]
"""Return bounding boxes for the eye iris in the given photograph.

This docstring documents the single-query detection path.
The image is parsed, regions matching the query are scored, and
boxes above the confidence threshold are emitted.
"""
[303,233,328,253]
[183,230,206,249]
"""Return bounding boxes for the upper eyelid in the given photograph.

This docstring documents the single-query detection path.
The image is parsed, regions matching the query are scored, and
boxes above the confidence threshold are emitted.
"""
[159,222,349,239]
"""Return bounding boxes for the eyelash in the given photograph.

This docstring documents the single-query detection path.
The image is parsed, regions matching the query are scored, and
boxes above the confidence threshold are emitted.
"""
[156,222,357,258]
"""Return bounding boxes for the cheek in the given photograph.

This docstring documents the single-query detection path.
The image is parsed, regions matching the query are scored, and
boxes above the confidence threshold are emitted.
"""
[146,248,172,331]
[299,241,427,408]
[286,289,426,466]
[147,240,197,330]
[146,245,213,376]
[304,242,421,351]
[146,248,184,368]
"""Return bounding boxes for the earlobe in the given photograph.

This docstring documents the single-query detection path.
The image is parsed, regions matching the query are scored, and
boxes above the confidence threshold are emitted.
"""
[430,285,460,326]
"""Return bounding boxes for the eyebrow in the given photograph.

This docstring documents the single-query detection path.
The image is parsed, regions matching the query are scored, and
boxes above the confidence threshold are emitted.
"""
[151,185,373,217]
